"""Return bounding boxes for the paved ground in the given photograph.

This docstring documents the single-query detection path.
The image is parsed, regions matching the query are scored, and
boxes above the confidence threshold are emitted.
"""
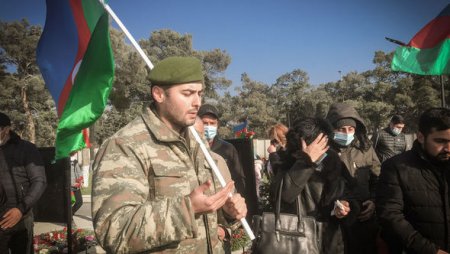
[34,195,93,235]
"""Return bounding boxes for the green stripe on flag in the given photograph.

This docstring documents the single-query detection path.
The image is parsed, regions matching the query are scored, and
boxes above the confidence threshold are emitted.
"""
[55,12,114,159]
[392,38,450,75]
[82,0,106,32]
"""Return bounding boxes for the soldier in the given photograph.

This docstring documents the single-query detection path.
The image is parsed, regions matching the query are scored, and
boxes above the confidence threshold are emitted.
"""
[92,56,247,253]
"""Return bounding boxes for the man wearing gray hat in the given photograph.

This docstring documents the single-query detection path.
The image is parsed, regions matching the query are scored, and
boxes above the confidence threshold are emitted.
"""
[0,112,47,254]
[198,104,246,198]
[92,57,247,253]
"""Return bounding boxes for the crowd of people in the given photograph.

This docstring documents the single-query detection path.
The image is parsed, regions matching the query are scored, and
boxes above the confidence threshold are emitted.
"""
[0,55,449,254]
[264,106,449,254]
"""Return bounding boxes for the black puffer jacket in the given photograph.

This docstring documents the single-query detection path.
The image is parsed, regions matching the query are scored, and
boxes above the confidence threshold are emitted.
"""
[272,149,349,254]
[376,141,450,253]
[0,131,46,216]
[372,127,406,163]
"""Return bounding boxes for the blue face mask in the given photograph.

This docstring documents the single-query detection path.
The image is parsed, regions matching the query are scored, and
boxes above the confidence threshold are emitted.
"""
[204,125,217,141]
[333,132,355,146]
[391,127,402,136]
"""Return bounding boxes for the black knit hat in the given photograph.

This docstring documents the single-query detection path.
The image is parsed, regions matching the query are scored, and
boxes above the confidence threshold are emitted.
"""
[0,112,11,127]
[334,118,357,128]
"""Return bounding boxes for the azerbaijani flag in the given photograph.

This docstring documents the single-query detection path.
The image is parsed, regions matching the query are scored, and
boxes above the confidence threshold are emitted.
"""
[392,4,450,75]
[233,119,248,138]
[37,0,114,159]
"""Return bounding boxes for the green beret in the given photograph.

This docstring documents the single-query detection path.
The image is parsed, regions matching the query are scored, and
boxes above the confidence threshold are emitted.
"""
[149,56,204,86]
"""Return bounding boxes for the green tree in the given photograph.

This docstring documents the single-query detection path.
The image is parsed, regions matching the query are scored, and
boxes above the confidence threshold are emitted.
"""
[0,19,57,145]
[108,28,149,111]
[271,69,310,124]
[140,29,232,98]
[226,73,277,138]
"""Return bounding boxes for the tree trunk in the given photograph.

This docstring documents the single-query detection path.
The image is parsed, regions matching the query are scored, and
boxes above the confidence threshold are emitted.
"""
[21,86,35,143]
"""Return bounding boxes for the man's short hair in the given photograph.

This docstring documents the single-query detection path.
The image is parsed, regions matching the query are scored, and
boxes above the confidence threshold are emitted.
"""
[0,112,11,127]
[286,117,333,154]
[198,104,219,119]
[418,108,450,136]
[390,115,404,124]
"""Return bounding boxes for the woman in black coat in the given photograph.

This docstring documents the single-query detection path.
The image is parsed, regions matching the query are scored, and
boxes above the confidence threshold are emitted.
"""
[271,117,352,254]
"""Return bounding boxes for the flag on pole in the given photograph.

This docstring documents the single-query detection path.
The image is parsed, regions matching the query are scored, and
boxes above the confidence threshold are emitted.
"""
[392,4,450,75]
[37,0,114,159]
[233,119,248,138]
[233,119,254,138]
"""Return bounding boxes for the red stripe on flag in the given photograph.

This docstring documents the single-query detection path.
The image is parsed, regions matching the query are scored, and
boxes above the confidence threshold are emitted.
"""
[57,84,71,116]
[57,0,92,116]
[70,0,91,56]
[82,128,91,148]
[409,16,450,49]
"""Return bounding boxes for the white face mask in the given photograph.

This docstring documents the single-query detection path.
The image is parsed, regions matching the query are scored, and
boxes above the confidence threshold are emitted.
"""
[204,125,217,141]
[391,127,402,136]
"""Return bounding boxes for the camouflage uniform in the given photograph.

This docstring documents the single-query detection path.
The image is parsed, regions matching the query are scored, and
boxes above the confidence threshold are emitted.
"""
[92,107,225,253]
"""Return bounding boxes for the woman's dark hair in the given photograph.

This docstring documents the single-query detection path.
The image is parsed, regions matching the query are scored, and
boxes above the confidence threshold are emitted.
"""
[285,117,334,155]
[277,117,333,172]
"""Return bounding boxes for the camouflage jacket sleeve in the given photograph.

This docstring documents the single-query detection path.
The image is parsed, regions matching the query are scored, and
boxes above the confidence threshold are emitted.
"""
[92,137,198,253]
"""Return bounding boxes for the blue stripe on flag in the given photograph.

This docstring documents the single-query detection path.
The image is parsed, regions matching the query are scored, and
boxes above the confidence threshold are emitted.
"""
[37,0,79,104]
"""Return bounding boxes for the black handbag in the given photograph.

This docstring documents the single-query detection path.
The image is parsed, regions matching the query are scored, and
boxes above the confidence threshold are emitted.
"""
[252,178,323,254]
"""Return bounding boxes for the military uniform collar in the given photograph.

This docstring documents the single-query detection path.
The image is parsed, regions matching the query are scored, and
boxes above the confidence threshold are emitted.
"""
[141,106,187,143]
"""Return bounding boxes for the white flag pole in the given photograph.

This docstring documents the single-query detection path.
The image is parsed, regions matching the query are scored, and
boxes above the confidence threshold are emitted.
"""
[102,4,153,69]
[189,128,256,240]
[101,2,255,241]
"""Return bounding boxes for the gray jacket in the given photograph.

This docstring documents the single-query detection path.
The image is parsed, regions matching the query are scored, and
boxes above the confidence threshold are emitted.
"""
[372,127,406,163]
[0,131,46,216]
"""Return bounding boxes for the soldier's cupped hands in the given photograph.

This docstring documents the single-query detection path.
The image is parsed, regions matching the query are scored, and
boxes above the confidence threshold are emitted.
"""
[189,180,235,216]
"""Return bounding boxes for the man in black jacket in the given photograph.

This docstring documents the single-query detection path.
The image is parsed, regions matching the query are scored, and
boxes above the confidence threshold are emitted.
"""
[376,107,450,254]
[198,104,246,197]
[0,112,47,254]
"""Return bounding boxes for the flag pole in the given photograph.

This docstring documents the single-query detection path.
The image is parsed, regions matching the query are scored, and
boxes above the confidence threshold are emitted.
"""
[440,75,446,108]
[190,127,256,240]
[101,4,153,69]
[100,2,255,240]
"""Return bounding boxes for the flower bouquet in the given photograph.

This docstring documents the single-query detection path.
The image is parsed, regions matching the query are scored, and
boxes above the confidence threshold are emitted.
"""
[230,227,251,253]
[34,227,97,253]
